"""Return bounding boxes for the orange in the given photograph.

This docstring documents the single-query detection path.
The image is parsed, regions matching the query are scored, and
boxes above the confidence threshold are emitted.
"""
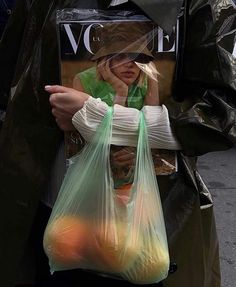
[43,215,89,266]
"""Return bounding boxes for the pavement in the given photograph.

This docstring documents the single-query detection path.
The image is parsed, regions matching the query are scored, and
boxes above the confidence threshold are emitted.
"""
[197,146,236,287]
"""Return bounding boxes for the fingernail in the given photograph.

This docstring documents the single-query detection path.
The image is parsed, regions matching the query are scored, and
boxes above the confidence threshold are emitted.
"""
[45,85,51,91]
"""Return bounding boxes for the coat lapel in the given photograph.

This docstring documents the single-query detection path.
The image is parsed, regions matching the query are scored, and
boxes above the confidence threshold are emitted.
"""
[130,0,183,34]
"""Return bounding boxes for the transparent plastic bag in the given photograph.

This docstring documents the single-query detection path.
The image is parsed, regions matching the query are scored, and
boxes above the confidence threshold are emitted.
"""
[43,108,170,284]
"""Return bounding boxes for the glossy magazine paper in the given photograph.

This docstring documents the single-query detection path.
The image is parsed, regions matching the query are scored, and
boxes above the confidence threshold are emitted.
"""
[57,9,178,175]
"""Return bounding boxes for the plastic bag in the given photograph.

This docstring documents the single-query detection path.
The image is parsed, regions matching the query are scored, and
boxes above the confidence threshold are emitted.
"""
[43,108,170,284]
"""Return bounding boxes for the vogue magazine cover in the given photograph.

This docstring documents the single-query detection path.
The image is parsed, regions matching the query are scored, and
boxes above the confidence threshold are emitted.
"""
[57,9,178,177]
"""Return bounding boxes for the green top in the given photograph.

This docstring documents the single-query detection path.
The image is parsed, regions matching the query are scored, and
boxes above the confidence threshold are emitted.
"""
[77,66,147,110]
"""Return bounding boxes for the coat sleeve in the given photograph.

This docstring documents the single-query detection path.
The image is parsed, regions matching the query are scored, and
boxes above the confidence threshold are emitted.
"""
[170,88,236,156]
[170,0,236,156]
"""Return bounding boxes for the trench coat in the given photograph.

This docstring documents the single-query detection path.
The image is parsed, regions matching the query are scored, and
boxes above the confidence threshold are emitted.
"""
[0,0,235,286]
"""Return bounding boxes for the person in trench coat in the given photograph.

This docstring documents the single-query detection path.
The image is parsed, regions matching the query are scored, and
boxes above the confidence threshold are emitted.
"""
[0,0,235,286]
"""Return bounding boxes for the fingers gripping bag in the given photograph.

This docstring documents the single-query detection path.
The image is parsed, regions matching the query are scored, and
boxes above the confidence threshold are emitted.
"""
[43,107,170,284]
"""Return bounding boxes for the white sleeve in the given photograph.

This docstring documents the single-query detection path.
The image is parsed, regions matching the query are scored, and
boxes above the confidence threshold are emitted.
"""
[72,97,181,149]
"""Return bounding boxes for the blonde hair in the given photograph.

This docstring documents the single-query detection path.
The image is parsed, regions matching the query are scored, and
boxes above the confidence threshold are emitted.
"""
[96,58,146,87]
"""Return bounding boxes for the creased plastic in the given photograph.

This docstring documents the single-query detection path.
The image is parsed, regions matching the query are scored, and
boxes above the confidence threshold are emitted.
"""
[43,109,169,284]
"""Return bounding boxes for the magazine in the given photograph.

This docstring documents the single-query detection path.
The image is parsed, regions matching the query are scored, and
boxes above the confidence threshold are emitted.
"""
[57,9,178,176]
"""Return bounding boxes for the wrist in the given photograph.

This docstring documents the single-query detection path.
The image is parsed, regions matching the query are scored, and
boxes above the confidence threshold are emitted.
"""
[114,94,127,106]
[145,80,159,105]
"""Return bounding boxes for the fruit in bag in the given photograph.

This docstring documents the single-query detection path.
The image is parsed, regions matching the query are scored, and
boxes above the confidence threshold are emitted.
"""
[90,220,140,273]
[43,215,89,266]
[125,239,169,284]
[115,183,132,205]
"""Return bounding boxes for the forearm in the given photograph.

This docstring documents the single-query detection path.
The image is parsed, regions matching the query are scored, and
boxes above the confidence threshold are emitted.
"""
[144,79,160,106]
[113,84,128,106]
[72,97,181,150]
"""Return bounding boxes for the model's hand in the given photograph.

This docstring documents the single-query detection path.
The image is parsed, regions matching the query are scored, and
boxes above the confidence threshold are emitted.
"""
[45,85,90,131]
[111,147,136,168]
[144,76,160,106]
[97,58,128,105]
